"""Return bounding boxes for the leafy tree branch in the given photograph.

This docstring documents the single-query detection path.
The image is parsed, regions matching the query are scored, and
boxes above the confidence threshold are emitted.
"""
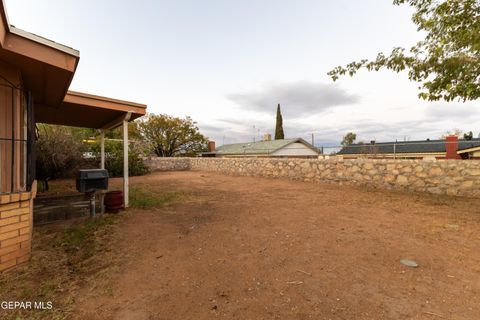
[328,0,480,102]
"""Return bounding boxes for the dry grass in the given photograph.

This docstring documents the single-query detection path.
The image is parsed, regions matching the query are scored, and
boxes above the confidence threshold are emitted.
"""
[0,179,190,320]
[129,184,187,209]
[0,215,119,320]
[4,172,480,319]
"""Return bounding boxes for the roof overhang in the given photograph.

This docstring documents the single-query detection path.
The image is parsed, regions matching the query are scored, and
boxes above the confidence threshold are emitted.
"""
[1,1,147,129]
[457,146,480,154]
[35,91,147,129]
[0,1,7,46]
[0,1,79,107]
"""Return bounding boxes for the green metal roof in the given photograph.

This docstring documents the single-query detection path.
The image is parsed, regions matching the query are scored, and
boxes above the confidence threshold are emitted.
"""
[216,138,309,155]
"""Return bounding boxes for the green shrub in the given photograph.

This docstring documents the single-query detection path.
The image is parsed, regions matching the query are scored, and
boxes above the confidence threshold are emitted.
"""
[90,140,149,177]
[35,125,94,186]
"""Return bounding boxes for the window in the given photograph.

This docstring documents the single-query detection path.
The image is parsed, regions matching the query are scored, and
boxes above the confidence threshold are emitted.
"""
[0,76,33,194]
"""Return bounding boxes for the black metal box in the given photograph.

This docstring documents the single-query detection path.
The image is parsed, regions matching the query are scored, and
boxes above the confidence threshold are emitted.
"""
[76,169,109,193]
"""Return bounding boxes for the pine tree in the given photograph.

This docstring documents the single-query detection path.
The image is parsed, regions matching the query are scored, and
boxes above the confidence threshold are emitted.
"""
[274,104,284,140]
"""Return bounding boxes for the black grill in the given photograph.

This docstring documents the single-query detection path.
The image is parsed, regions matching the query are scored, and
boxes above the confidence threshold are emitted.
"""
[76,169,109,193]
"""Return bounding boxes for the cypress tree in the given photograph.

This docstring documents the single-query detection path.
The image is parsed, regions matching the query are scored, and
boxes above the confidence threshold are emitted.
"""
[274,104,284,140]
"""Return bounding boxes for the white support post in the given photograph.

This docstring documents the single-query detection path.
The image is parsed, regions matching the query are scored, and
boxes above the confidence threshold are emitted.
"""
[100,130,105,169]
[123,119,129,208]
[99,130,105,214]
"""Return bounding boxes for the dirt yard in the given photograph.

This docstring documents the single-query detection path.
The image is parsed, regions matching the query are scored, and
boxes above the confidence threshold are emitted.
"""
[3,171,480,319]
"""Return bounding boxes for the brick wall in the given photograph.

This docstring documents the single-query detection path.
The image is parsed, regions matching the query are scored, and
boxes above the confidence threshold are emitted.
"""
[0,192,33,272]
[146,157,480,197]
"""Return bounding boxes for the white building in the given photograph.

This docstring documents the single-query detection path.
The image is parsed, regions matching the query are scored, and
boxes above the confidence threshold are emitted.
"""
[210,138,319,158]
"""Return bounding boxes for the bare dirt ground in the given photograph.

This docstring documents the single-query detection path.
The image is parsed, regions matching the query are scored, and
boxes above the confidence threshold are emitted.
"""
[2,171,480,319]
[76,171,480,320]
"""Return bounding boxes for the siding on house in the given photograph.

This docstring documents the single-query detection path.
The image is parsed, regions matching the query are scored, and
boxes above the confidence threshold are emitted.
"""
[271,142,318,156]
[0,61,27,195]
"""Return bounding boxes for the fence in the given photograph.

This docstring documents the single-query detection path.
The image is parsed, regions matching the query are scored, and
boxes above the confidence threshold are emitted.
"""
[146,157,480,197]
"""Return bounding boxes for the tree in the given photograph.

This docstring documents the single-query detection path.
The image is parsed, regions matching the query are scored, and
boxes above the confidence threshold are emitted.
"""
[328,0,480,102]
[341,132,357,146]
[274,104,285,140]
[103,121,142,141]
[136,113,208,157]
[35,124,91,190]
[441,128,463,138]
[463,131,473,140]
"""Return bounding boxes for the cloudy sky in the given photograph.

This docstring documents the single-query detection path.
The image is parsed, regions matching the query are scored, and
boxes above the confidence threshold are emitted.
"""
[5,0,478,147]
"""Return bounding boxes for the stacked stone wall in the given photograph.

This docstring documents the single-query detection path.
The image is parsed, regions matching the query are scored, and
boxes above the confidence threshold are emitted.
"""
[144,157,190,171]
[147,157,480,197]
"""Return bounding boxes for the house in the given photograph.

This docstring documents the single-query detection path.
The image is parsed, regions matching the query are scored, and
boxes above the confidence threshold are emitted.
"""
[337,135,480,160]
[0,1,146,271]
[204,138,319,158]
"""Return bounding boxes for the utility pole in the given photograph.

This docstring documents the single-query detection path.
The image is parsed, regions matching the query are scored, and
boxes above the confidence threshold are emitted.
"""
[311,133,314,147]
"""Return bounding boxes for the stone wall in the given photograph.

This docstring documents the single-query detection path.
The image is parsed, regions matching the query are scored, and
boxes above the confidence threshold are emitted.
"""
[144,157,190,172]
[147,157,480,197]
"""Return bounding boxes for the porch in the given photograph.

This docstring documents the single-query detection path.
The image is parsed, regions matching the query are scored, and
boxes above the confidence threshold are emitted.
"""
[0,0,146,271]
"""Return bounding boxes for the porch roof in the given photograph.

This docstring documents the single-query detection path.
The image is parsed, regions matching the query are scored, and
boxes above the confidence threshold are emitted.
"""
[36,91,147,129]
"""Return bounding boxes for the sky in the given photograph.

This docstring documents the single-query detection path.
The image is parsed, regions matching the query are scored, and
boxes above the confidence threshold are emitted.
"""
[5,0,478,147]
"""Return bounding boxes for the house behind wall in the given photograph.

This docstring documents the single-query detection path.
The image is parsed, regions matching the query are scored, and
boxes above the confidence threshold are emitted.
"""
[208,138,319,158]
[337,136,480,160]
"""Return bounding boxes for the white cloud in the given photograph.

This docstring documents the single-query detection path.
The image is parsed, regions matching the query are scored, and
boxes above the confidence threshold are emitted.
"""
[227,81,360,118]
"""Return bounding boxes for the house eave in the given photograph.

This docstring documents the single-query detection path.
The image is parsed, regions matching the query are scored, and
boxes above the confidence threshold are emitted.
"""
[457,146,480,154]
